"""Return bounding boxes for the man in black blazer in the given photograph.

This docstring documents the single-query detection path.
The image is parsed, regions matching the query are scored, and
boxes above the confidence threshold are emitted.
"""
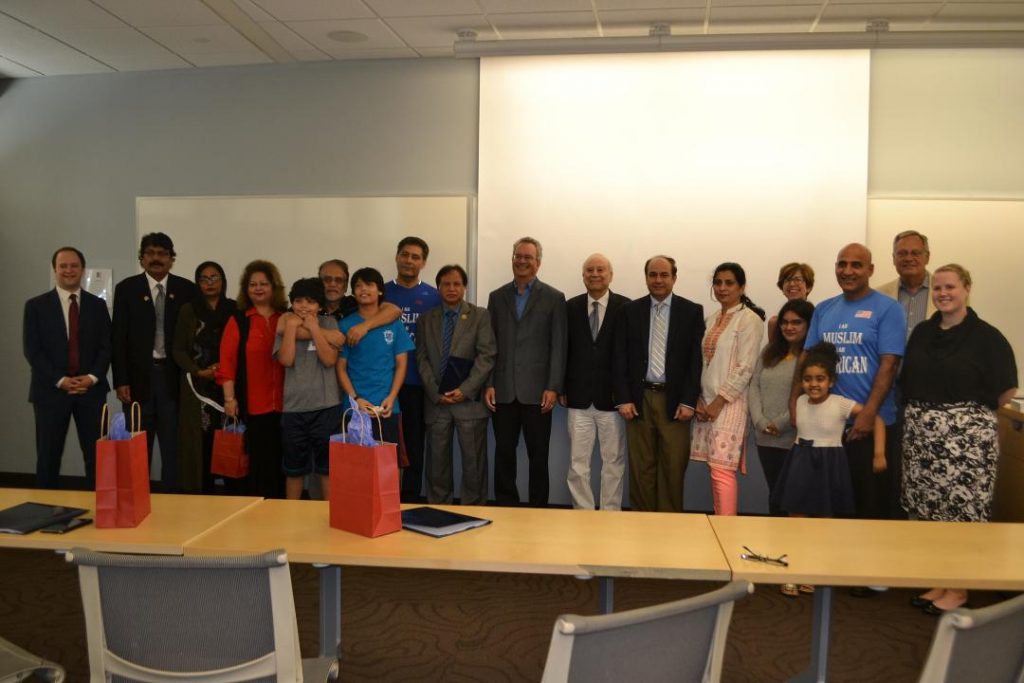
[484,237,568,506]
[23,247,111,488]
[613,255,704,512]
[111,233,195,491]
[562,254,630,511]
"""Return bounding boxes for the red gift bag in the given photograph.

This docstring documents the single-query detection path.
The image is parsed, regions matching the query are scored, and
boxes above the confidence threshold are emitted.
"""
[211,416,249,479]
[329,409,401,538]
[95,403,151,528]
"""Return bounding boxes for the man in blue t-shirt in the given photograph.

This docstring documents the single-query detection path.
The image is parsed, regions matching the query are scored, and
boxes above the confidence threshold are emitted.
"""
[383,236,441,502]
[804,243,906,525]
[338,268,415,450]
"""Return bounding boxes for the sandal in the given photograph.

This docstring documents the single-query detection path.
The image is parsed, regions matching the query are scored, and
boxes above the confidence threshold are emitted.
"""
[798,584,815,595]
[781,583,800,597]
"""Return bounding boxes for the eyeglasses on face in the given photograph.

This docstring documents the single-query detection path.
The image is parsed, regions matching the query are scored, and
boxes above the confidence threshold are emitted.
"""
[784,276,806,285]
[321,276,347,285]
[142,248,170,258]
[197,275,221,284]
[894,249,926,259]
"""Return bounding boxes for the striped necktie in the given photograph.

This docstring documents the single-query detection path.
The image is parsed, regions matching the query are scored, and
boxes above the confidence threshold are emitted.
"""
[440,309,457,375]
[649,302,667,379]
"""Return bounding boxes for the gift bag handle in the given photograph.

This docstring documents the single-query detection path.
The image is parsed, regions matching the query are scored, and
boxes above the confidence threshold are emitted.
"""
[99,403,110,439]
[129,401,142,433]
[222,414,240,430]
[341,406,385,444]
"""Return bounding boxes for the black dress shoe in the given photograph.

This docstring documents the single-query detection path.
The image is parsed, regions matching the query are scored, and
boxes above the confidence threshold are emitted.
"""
[849,586,880,598]
[909,596,933,609]
[924,602,969,616]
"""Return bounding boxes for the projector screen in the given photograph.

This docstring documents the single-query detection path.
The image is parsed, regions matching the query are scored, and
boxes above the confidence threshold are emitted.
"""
[478,50,871,315]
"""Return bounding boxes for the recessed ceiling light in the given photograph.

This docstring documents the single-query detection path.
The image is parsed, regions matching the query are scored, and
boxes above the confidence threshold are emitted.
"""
[327,30,368,44]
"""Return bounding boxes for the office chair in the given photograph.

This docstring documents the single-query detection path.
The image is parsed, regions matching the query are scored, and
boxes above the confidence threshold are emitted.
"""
[67,548,338,682]
[918,592,1024,683]
[541,580,753,683]
[0,635,65,683]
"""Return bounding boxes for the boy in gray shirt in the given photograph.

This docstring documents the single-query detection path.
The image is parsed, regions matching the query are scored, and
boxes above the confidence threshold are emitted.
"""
[274,278,344,500]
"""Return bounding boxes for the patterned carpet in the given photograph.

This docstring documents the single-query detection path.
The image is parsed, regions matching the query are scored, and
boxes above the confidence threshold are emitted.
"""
[0,547,1008,682]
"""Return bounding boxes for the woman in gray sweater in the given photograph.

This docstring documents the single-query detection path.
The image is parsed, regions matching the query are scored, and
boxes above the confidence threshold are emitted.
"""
[748,299,814,515]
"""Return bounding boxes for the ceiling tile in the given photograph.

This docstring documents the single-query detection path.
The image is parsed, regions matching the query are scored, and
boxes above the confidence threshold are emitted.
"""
[327,46,419,58]
[187,51,274,66]
[822,2,942,19]
[47,25,181,58]
[0,16,113,74]
[937,2,1024,18]
[140,24,259,54]
[103,52,193,71]
[385,14,497,48]
[0,53,41,76]
[479,0,594,13]
[487,11,599,38]
[711,4,820,21]
[258,19,327,54]
[711,0,822,6]
[285,18,405,54]
[364,0,484,17]
[415,45,459,56]
[596,0,705,8]
[234,0,277,22]
[249,0,373,21]
[0,0,124,30]
[93,0,225,27]
[599,8,705,35]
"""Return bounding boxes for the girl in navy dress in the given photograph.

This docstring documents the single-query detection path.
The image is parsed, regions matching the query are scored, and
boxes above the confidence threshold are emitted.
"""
[772,342,885,596]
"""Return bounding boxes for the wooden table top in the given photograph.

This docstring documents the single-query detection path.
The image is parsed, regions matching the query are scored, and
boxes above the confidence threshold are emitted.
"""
[709,515,1024,590]
[184,500,733,581]
[0,488,262,555]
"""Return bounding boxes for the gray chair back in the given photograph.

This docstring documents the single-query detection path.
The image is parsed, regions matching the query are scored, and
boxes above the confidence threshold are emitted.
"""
[918,592,1024,683]
[67,548,336,682]
[541,580,753,683]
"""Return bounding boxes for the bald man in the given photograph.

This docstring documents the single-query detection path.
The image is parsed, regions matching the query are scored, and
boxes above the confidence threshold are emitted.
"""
[803,243,906,522]
[561,254,630,510]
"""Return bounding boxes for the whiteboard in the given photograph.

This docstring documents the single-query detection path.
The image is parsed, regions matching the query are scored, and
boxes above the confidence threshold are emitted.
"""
[136,196,473,298]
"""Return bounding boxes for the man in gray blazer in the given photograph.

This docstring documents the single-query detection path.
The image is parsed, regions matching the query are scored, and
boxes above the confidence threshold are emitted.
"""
[484,237,568,506]
[417,265,497,505]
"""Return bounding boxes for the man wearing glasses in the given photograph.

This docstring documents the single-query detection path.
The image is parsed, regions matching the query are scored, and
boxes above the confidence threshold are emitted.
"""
[877,230,935,338]
[111,233,195,492]
[484,237,567,507]
[317,258,400,338]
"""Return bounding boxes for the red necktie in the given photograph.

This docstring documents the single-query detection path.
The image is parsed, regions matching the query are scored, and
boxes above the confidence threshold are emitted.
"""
[67,293,80,376]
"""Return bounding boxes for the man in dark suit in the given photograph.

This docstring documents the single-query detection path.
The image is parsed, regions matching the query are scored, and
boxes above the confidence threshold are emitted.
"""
[23,246,111,488]
[484,237,567,507]
[613,255,703,512]
[111,232,195,492]
[562,254,630,511]
[417,265,496,505]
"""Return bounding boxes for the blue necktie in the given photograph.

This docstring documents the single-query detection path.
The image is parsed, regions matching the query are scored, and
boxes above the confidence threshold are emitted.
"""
[440,309,457,376]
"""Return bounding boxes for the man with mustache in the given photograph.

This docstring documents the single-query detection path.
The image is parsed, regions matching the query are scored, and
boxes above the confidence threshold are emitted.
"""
[111,232,196,492]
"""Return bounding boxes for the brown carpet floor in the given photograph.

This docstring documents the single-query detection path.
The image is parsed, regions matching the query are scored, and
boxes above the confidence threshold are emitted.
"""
[0,547,1007,682]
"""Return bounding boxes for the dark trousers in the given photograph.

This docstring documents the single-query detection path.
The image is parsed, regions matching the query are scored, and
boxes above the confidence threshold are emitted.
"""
[843,423,902,520]
[129,364,179,492]
[398,384,426,501]
[244,411,284,499]
[33,394,103,489]
[492,400,551,506]
[756,445,788,516]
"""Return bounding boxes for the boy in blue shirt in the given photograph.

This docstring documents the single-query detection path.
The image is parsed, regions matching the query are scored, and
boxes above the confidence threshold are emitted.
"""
[338,267,415,450]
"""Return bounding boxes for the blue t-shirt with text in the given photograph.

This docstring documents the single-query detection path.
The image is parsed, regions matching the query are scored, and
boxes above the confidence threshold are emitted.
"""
[805,290,906,425]
[383,280,440,386]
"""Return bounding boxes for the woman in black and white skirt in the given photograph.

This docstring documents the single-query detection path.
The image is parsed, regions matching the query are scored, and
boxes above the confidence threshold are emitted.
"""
[900,263,1018,614]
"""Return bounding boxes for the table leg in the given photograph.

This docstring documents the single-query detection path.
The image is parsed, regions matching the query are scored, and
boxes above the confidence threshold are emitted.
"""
[315,564,341,658]
[598,577,614,614]
[788,585,832,683]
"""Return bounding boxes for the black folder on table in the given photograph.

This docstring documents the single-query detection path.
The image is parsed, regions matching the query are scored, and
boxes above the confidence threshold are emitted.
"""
[0,502,88,535]
[438,356,474,394]
[401,507,491,538]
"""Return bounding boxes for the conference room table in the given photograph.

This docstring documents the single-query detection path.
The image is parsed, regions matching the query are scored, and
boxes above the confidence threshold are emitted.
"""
[183,499,733,657]
[709,515,1024,683]
[0,488,262,555]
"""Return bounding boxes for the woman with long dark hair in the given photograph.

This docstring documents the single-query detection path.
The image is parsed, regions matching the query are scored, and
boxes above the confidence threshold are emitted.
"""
[173,261,236,494]
[691,262,765,515]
